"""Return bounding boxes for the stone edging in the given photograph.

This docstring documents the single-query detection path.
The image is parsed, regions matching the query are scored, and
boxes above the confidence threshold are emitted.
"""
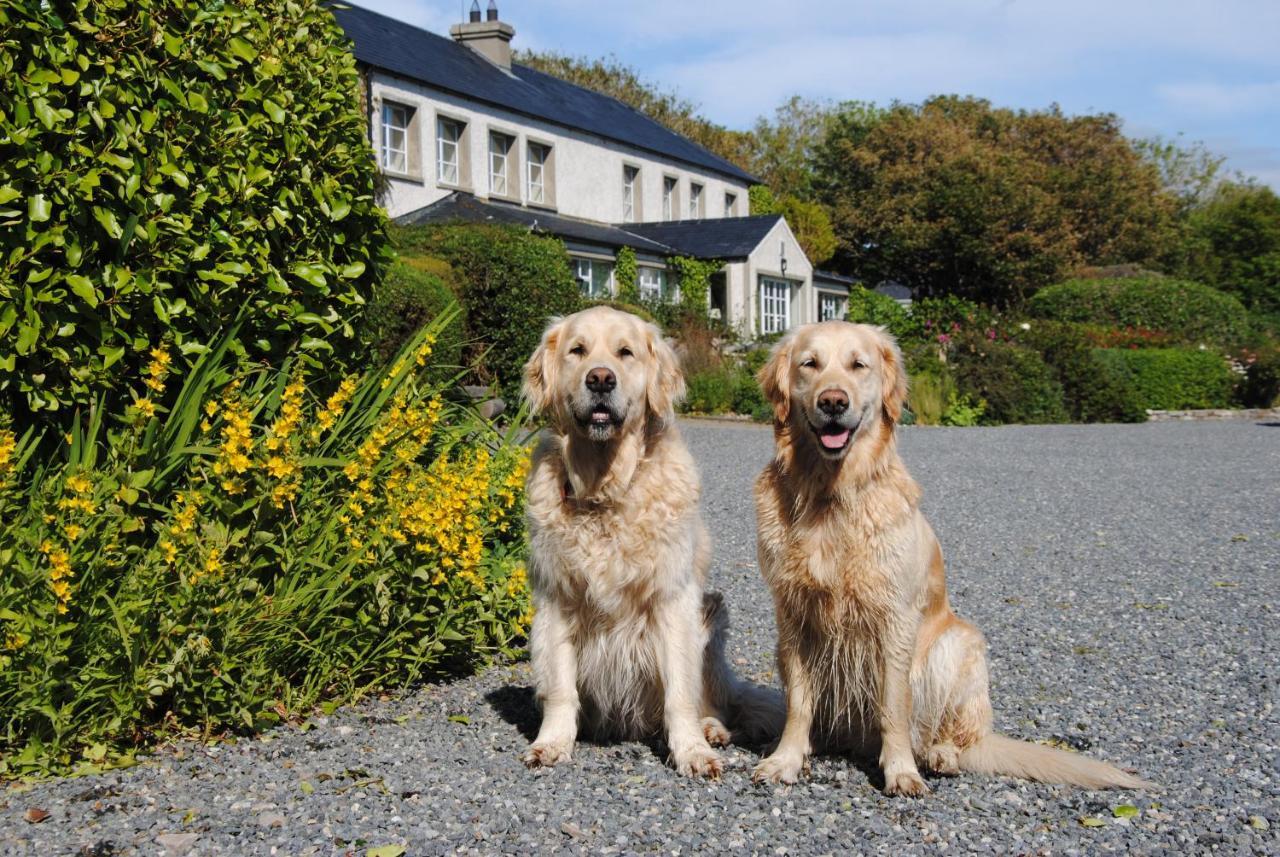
[1146,407,1280,422]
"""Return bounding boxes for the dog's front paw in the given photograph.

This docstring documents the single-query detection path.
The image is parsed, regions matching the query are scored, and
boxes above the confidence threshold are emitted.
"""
[672,744,724,779]
[752,751,805,784]
[523,738,574,769]
[884,769,930,797]
[701,716,731,747]
[925,742,960,776]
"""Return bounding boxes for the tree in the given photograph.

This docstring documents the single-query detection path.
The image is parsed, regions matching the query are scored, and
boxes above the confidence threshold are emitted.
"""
[516,51,753,172]
[745,96,836,200]
[1182,182,1280,316]
[749,186,837,269]
[814,96,1181,306]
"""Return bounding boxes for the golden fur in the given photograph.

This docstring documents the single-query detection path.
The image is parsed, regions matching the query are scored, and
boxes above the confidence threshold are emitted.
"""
[751,321,1151,795]
[520,306,779,777]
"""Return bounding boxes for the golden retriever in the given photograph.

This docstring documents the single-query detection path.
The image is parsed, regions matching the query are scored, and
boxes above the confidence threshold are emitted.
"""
[750,320,1150,795]
[520,306,779,777]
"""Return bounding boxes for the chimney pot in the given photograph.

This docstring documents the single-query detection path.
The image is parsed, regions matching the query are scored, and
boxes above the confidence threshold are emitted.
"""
[486,1,498,22]
[450,3,516,70]
[468,1,481,23]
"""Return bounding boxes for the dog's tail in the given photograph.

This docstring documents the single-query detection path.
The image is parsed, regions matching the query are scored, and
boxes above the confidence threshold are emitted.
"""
[727,679,786,745]
[958,733,1152,790]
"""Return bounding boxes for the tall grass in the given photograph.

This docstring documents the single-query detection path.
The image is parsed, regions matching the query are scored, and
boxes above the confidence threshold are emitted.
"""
[0,311,530,777]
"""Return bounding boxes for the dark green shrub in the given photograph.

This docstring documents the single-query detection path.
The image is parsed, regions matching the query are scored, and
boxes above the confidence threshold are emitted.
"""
[361,261,465,375]
[683,368,735,414]
[0,0,388,425]
[1236,343,1280,407]
[846,287,910,334]
[907,295,999,346]
[392,224,581,397]
[1028,276,1251,345]
[1092,348,1235,410]
[731,370,771,421]
[950,334,1069,424]
[1013,321,1146,423]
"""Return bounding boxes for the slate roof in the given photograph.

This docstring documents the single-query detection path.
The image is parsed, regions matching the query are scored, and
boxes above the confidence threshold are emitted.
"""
[814,269,858,287]
[330,3,756,184]
[623,215,785,260]
[397,193,677,255]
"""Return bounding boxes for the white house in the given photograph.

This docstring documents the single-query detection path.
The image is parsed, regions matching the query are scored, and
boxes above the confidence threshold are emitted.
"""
[332,1,850,336]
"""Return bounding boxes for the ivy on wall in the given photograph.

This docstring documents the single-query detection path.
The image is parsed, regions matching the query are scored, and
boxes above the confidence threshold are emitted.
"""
[614,246,639,303]
[670,255,722,316]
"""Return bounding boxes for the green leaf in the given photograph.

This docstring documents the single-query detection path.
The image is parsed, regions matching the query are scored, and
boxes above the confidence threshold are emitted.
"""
[366,847,405,857]
[262,99,286,123]
[0,186,20,205]
[188,91,208,113]
[28,194,51,222]
[300,780,315,795]
[291,263,326,288]
[65,274,99,307]
[16,323,39,355]
[447,715,470,725]
[93,207,122,238]
[32,97,55,129]
[339,261,366,279]
[1112,805,1139,818]
[228,37,257,62]
[100,345,125,368]
[1080,817,1106,828]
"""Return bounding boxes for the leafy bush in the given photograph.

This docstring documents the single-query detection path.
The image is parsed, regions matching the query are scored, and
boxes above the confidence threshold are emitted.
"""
[846,287,910,334]
[908,372,985,426]
[361,260,466,376]
[731,371,772,422]
[950,334,1069,424]
[391,224,581,398]
[669,256,721,317]
[0,0,388,424]
[614,247,639,304]
[1028,276,1251,345]
[1092,348,1236,410]
[1013,321,1146,423]
[1235,343,1280,407]
[0,320,530,776]
[684,368,735,414]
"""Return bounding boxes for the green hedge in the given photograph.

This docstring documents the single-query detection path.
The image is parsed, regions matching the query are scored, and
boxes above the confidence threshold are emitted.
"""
[361,260,466,376]
[391,224,581,398]
[950,335,1069,424]
[0,0,388,424]
[1028,276,1251,346]
[1092,348,1236,410]
[1013,321,1146,423]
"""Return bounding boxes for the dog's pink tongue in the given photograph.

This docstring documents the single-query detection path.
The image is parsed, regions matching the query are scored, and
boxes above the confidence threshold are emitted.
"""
[820,429,850,449]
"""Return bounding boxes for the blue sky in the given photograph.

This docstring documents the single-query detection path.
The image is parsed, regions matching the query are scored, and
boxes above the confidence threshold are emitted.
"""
[354,0,1280,190]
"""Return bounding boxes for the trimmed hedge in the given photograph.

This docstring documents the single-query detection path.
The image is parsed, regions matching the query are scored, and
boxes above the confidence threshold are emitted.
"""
[391,224,581,398]
[950,335,1069,424]
[846,287,909,331]
[1028,276,1251,346]
[1092,348,1236,410]
[1013,321,1146,423]
[361,260,465,375]
[0,0,388,423]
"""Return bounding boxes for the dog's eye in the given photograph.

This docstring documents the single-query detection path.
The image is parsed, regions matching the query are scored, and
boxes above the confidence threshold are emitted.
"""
[569,344,586,356]
[852,359,867,370]
[800,358,817,369]
[618,346,634,359]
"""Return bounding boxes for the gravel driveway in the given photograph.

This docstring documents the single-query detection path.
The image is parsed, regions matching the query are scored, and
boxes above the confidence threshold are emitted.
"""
[4,419,1277,856]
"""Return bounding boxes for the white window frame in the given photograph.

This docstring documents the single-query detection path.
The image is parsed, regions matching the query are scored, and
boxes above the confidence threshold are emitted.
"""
[819,292,845,322]
[725,192,737,217]
[689,182,703,219]
[663,176,677,220]
[527,141,549,205]
[639,266,666,302]
[437,116,464,186]
[760,277,792,334]
[489,131,514,198]
[622,164,639,222]
[380,102,410,174]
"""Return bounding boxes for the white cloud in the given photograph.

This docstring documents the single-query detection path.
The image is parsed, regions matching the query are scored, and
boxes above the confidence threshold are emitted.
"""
[1157,80,1280,117]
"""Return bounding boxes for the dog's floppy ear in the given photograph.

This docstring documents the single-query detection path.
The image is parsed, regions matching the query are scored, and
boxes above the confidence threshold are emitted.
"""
[875,326,909,424]
[522,316,565,416]
[758,333,795,424]
[645,321,685,422]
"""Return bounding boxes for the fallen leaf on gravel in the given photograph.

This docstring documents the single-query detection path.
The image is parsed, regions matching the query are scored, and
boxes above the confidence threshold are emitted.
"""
[1249,815,1270,831]
[560,821,586,839]
[24,807,50,823]
[1080,817,1106,828]
[1113,805,1139,818]
[447,715,470,725]
[1213,581,1238,587]
[366,846,405,857]
[300,780,315,795]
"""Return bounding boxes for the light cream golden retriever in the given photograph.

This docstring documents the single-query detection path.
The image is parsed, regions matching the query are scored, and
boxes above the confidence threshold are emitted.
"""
[751,320,1150,795]
[520,306,778,777]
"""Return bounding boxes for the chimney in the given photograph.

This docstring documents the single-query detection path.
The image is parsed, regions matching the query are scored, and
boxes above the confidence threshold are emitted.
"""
[451,0,516,70]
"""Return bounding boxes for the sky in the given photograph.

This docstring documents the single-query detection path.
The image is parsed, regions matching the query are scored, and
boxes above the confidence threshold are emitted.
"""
[353,0,1280,190]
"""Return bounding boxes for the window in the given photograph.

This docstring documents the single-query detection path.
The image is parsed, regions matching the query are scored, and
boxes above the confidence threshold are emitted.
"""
[638,267,669,302]
[573,258,613,298]
[380,102,411,174]
[663,176,678,220]
[819,292,845,322]
[489,131,514,198]
[437,117,465,186]
[725,192,738,217]
[527,141,551,205]
[622,165,640,222]
[760,277,791,334]
[689,182,703,219]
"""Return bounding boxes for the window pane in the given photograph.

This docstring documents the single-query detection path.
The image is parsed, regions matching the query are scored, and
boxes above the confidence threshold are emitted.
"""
[527,143,547,203]
[591,261,613,297]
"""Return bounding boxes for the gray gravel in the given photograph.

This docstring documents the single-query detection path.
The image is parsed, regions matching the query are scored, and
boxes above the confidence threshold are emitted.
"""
[4,419,1278,856]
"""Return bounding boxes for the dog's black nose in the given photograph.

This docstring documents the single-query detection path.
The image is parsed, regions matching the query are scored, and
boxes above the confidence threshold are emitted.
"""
[585,367,616,394]
[817,388,848,416]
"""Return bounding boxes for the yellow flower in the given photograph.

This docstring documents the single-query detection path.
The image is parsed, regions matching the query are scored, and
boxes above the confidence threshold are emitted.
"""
[134,397,156,418]
[65,473,92,495]
[160,539,178,564]
[64,523,83,541]
[0,429,15,474]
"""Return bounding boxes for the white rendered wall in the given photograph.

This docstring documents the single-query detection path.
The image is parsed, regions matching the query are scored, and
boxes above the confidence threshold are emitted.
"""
[368,71,751,223]
[743,219,814,334]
